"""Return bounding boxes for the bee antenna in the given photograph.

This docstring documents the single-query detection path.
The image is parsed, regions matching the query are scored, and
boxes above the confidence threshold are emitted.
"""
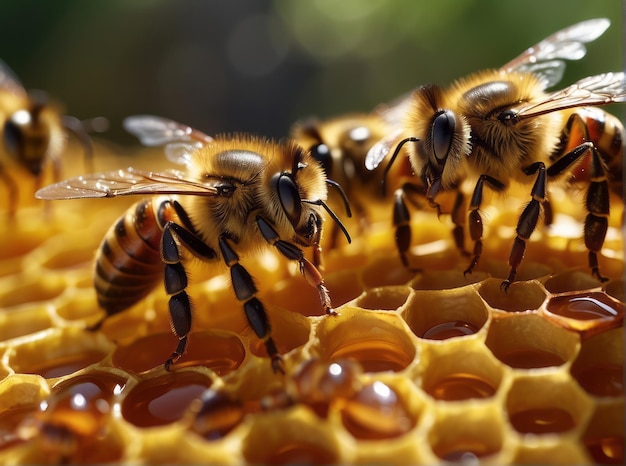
[382,137,420,196]
[325,179,352,218]
[302,198,352,244]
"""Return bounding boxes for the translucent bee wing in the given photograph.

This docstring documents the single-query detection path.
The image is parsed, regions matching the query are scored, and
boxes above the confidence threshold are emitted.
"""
[35,167,219,200]
[0,58,27,97]
[164,142,205,166]
[123,115,213,147]
[515,72,626,119]
[374,91,413,128]
[502,18,611,88]
[365,128,403,171]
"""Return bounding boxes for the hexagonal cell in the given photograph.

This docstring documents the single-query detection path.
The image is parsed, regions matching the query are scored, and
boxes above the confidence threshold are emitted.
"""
[543,291,623,340]
[411,268,490,291]
[354,286,411,311]
[121,370,213,428]
[0,274,67,308]
[0,305,53,341]
[478,278,547,313]
[570,328,623,397]
[420,339,504,401]
[112,330,246,375]
[427,403,507,462]
[7,328,113,379]
[505,373,592,435]
[403,287,489,340]
[512,441,592,465]
[543,269,603,294]
[315,307,416,373]
[485,314,579,369]
[360,254,415,288]
[242,408,344,464]
[53,290,101,322]
[265,275,328,317]
[583,398,624,465]
[339,378,421,440]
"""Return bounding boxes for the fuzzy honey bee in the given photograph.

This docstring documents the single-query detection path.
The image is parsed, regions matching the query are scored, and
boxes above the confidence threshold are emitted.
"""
[366,18,625,289]
[36,115,351,373]
[291,103,417,248]
[0,59,98,216]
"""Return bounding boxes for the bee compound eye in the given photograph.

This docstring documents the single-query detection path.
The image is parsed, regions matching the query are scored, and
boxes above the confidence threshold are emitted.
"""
[274,173,302,225]
[310,143,332,175]
[431,110,456,163]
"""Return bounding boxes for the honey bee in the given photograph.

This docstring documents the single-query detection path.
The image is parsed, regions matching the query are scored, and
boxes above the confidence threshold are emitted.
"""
[36,115,352,373]
[0,59,98,216]
[291,102,416,248]
[365,18,625,289]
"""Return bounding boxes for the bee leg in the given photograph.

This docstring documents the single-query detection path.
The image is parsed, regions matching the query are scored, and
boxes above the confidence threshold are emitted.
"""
[502,162,548,291]
[547,142,610,282]
[161,221,218,370]
[465,174,505,277]
[219,234,285,374]
[256,216,334,315]
[451,191,470,256]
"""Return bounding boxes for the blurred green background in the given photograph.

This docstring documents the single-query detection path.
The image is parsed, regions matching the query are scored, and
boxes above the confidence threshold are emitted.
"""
[0,0,622,145]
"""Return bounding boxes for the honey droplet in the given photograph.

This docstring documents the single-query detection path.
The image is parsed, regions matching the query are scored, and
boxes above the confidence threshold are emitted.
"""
[425,373,496,401]
[122,372,212,427]
[585,435,625,464]
[421,320,479,340]
[509,407,575,434]
[497,348,565,369]
[547,292,623,322]
[572,363,623,397]
[328,339,412,373]
[341,381,414,439]
[26,350,106,379]
[189,388,245,440]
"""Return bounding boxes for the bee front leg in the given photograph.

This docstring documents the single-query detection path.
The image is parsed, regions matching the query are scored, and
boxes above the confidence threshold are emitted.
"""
[256,216,333,315]
[547,142,610,282]
[465,174,505,277]
[161,221,218,370]
[218,233,285,374]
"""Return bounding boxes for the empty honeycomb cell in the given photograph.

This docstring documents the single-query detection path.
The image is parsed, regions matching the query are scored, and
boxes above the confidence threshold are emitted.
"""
[543,269,603,294]
[354,286,411,311]
[402,286,488,340]
[7,328,113,379]
[427,403,510,462]
[315,307,416,373]
[112,330,246,375]
[583,399,625,465]
[0,305,53,342]
[242,408,344,464]
[478,278,547,313]
[339,378,419,440]
[505,373,592,435]
[0,274,67,308]
[246,305,311,360]
[419,339,504,402]
[484,313,579,369]
[543,291,623,340]
[570,328,623,397]
[121,370,213,428]
[360,254,415,288]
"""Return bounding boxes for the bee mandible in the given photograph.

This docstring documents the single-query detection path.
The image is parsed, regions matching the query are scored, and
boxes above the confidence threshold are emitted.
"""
[366,18,625,289]
[36,115,352,373]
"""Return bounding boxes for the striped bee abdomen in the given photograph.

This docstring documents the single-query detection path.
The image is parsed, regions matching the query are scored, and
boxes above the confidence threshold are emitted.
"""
[95,198,174,314]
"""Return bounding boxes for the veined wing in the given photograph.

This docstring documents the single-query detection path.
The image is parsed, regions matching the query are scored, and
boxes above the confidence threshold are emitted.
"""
[35,167,219,200]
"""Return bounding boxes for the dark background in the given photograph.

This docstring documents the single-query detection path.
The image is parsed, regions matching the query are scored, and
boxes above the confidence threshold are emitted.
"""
[0,0,622,145]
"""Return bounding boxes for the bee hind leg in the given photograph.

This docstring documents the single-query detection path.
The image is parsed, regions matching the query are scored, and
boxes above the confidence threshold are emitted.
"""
[161,221,218,370]
[547,142,610,282]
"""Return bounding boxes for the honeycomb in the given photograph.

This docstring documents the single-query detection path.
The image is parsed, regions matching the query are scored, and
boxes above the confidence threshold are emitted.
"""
[0,142,623,465]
